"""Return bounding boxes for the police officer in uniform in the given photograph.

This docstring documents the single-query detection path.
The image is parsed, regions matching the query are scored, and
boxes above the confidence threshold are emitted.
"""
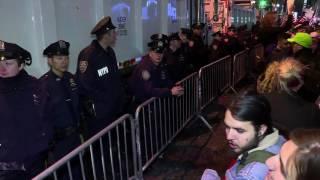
[0,41,53,180]
[76,16,125,138]
[129,34,184,104]
[191,22,205,41]
[163,32,187,82]
[190,22,208,70]
[223,26,243,55]
[41,40,81,163]
[179,28,195,73]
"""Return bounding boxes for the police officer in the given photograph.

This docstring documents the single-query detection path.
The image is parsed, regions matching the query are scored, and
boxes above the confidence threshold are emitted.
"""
[0,40,53,180]
[190,22,208,69]
[41,40,81,163]
[223,26,243,55]
[191,22,205,37]
[163,32,187,82]
[179,28,195,73]
[76,16,125,138]
[129,34,184,104]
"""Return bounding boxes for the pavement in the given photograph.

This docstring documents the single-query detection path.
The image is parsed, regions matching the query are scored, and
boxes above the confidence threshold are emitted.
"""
[143,96,236,180]
[143,79,254,180]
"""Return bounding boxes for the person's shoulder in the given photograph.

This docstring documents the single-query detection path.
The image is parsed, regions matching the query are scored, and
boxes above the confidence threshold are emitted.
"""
[79,42,97,59]
[64,71,75,78]
[226,160,269,180]
[39,71,51,81]
[237,161,269,180]
[137,55,152,68]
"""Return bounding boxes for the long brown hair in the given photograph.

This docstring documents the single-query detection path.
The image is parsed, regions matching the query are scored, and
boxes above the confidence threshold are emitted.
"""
[286,129,320,180]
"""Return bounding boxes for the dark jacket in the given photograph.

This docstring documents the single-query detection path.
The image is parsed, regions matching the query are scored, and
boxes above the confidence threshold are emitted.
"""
[0,70,53,164]
[258,15,293,53]
[129,54,174,104]
[76,40,125,122]
[163,47,187,82]
[294,48,320,102]
[40,71,80,129]
[265,91,320,133]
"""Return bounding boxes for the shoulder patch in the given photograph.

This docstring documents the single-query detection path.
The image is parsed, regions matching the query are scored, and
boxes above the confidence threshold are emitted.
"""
[142,70,150,81]
[79,60,88,73]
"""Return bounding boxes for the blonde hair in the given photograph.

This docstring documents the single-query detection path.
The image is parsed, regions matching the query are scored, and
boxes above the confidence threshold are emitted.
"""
[257,58,306,94]
[278,58,306,94]
[257,61,280,94]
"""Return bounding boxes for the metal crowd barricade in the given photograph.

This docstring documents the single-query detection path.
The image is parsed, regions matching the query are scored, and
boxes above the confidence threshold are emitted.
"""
[135,72,199,171]
[198,55,233,110]
[232,49,249,89]
[32,114,141,180]
[196,55,234,130]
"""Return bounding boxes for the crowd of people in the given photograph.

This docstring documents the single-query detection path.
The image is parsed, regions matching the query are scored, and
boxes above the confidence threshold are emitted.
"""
[201,0,320,179]
[0,14,246,179]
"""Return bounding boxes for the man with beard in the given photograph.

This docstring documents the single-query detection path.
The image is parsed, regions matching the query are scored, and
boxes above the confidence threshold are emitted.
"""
[201,92,285,180]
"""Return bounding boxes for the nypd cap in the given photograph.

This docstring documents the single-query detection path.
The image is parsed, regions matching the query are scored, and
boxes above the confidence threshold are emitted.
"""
[180,28,193,39]
[91,16,116,35]
[148,34,168,53]
[192,22,205,29]
[0,40,32,65]
[168,32,181,42]
[43,40,70,57]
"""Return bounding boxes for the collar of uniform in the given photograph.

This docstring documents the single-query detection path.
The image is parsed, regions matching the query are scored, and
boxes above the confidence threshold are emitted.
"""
[92,40,110,52]
[144,54,159,69]
[0,70,30,92]
[238,128,280,160]
[49,70,65,81]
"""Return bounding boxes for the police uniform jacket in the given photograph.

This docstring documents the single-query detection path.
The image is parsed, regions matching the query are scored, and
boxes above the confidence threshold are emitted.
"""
[129,54,174,103]
[76,40,124,121]
[163,47,187,82]
[40,71,80,129]
[0,70,53,164]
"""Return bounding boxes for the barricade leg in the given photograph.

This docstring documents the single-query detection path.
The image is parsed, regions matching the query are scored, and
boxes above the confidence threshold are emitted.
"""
[196,114,213,130]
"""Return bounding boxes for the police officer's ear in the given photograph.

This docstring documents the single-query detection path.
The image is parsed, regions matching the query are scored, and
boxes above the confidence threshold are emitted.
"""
[47,57,54,66]
[18,61,25,70]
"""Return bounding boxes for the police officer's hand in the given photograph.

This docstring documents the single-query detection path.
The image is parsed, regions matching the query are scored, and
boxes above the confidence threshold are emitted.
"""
[171,86,184,96]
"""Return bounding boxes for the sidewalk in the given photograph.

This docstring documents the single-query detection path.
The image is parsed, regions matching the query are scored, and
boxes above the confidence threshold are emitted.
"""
[143,96,236,180]
[143,79,254,180]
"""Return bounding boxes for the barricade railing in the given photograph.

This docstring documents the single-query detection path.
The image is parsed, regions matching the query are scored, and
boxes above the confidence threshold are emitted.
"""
[135,72,199,171]
[34,45,263,179]
[32,114,141,180]
[232,49,249,90]
[198,55,233,110]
